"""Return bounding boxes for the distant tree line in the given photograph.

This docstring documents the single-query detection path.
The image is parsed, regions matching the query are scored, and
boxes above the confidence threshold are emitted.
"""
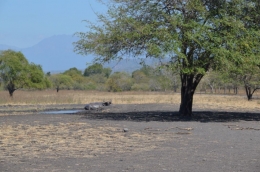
[0,50,260,101]
[47,62,260,101]
[46,63,181,93]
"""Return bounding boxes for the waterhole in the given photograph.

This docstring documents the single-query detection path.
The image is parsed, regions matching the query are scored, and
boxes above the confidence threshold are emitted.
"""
[41,110,81,114]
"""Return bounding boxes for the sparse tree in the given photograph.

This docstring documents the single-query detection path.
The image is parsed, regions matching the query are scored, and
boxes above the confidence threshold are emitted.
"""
[131,69,151,91]
[132,70,149,84]
[106,72,133,92]
[0,50,50,96]
[63,67,82,77]
[236,66,260,100]
[84,63,112,78]
[63,67,88,90]
[49,74,74,92]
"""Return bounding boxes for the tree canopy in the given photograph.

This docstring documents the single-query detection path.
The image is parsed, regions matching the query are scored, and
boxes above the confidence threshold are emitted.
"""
[49,74,74,92]
[75,0,260,116]
[106,72,133,92]
[0,50,50,96]
[84,63,112,78]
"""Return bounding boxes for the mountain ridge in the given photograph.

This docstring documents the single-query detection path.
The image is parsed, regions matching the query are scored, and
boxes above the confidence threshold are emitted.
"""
[0,35,148,73]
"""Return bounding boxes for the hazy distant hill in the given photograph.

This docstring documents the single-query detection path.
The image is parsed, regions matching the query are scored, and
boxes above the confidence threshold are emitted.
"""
[0,44,19,51]
[105,58,161,73]
[20,35,93,72]
[0,35,158,73]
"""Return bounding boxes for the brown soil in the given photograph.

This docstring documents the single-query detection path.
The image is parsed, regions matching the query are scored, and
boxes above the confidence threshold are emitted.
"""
[0,103,260,172]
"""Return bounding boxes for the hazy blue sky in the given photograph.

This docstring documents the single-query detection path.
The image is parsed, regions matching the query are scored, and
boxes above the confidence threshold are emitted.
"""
[0,0,106,48]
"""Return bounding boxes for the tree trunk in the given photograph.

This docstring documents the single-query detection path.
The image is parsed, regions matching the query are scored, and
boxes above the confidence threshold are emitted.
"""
[179,87,194,116]
[179,74,203,116]
[8,89,15,97]
[208,84,214,94]
[173,85,177,92]
[233,87,238,94]
[56,86,60,92]
[244,85,259,101]
[7,83,16,97]
[245,83,253,100]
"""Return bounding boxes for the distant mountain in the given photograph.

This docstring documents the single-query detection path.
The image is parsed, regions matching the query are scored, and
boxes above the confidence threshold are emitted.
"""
[105,58,161,73]
[20,35,93,72]
[0,44,20,51]
[104,59,141,73]
[1,35,160,73]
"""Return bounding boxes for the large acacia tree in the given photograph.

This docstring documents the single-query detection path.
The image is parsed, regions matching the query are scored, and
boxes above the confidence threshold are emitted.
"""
[75,0,259,116]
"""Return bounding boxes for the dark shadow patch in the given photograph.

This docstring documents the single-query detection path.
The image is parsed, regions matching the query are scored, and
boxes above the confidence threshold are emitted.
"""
[78,111,260,123]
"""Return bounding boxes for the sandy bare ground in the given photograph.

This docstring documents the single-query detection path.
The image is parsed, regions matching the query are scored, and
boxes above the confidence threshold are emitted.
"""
[0,103,260,172]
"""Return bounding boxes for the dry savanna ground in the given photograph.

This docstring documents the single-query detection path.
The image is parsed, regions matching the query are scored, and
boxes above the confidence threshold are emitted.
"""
[0,122,178,161]
[0,90,259,114]
[0,90,260,170]
[0,90,186,163]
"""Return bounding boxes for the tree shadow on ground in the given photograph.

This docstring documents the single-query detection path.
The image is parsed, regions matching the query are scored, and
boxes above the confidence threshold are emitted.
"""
[79,111,260,123]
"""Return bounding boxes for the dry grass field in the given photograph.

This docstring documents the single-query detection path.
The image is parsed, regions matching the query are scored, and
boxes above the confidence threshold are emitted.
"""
[0,122,175,161]
[0,90,260,171]
[0,90,259,113]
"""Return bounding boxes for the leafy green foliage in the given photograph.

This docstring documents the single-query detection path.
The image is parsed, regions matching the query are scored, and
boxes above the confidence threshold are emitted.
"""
[131,83,150,91]
[75,0,260,115]
[0,50,50,96]
[49,74,74,92]
[84,63,112,78]
[231,63,260,100]
[63,67,82,77]
[63,67,88,90]
[132,70,149,84]
[106,72,133,92]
